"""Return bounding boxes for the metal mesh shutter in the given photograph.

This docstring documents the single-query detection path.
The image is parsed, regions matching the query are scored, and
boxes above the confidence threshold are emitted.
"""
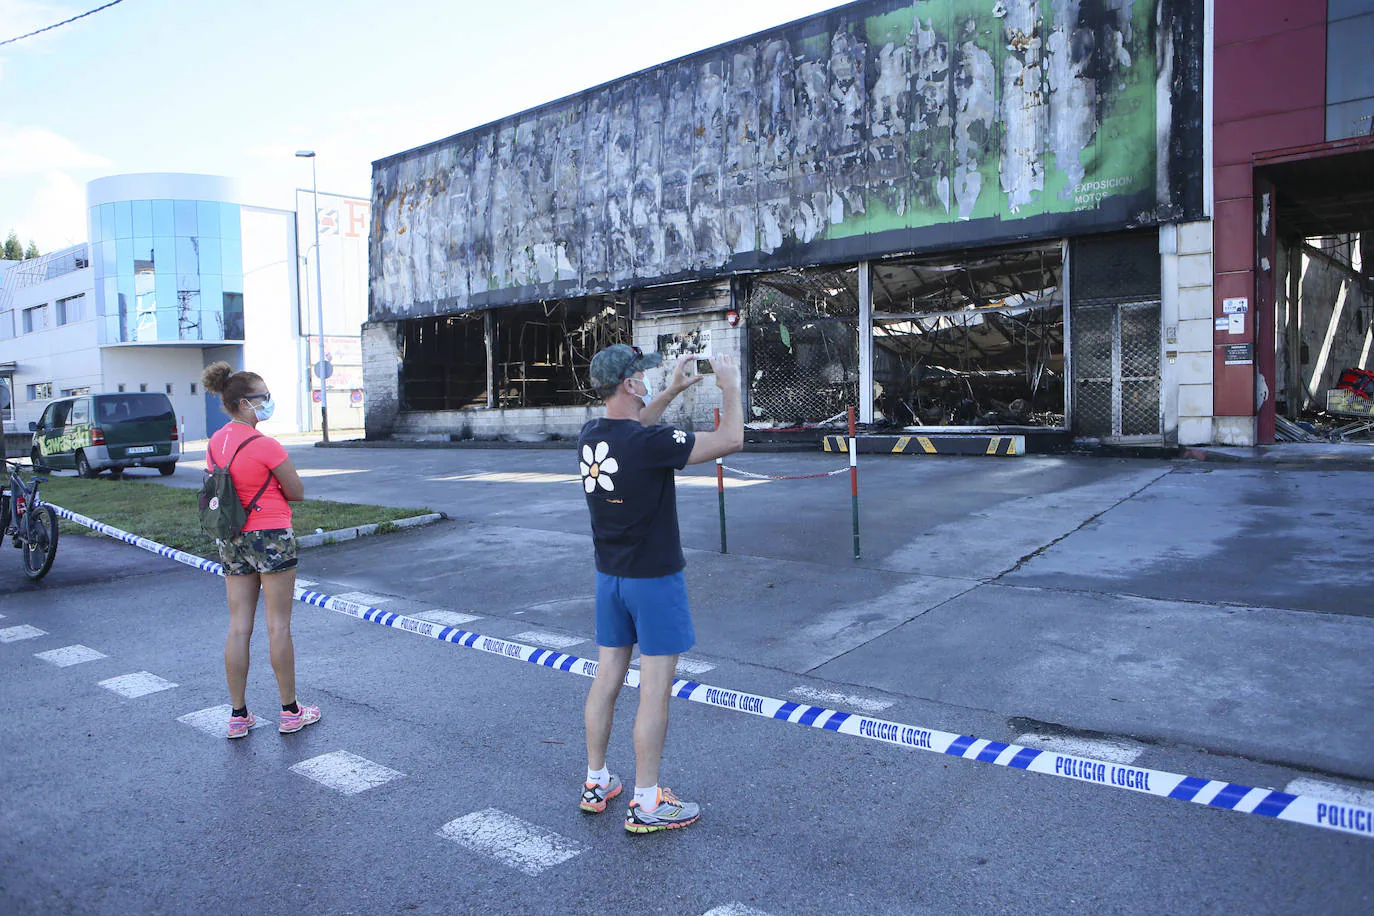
[1119,303,1162,436]
[1071,301,1161,439]
[1072,306,1115,437]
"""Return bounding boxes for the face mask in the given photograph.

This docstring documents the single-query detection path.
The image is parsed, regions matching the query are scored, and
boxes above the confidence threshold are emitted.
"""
[633,376,655,404]
[253,399,275,422]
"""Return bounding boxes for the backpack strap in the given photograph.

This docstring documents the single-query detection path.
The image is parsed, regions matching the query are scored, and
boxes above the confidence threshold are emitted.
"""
[209,432,263,472]
[212,432,274,516]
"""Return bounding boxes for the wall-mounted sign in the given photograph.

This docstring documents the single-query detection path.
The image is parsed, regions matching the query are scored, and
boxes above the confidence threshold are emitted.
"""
[1223,344,1254,366]
[1222,298,1249,315]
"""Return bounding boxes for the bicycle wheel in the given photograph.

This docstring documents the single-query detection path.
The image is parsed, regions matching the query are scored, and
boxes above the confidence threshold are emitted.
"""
[22,505,59,581]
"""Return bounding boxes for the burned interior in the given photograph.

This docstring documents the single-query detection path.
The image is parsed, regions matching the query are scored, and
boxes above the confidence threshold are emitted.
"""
[746,242,1065,429]
[399,296,630,411]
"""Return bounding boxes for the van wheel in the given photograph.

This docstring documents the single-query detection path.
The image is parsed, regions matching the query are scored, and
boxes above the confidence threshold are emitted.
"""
[30,448,41,467]
[76,450,99,479]
[158,463,176,477]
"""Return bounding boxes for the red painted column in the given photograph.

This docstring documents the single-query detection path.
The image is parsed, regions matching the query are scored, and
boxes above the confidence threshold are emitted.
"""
[1212,0,1326,443]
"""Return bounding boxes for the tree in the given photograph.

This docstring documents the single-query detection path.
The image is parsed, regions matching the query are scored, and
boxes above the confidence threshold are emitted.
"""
[23,241,39,259]
[2,232,21,261]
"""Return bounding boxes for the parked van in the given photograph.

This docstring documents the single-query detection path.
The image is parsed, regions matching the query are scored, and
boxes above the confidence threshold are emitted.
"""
[29,392,179,478]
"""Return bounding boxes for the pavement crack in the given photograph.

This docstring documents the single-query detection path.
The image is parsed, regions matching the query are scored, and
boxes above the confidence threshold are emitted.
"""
[993,467,1176,581]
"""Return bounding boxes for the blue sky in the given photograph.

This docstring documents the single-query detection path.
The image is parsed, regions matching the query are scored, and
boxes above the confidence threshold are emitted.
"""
[0,0,846,253]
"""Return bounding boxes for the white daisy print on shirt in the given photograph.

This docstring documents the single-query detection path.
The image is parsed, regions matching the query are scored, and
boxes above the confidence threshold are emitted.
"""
[580,442,619,493]
[672,429,687,444]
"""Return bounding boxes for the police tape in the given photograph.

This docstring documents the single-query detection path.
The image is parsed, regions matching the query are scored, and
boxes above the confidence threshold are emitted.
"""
[48,504,1374,842]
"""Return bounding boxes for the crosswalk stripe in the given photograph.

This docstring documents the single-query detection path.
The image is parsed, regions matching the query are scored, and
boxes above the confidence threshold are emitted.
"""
[0,624,48,643]
[513,630,587,650]
[1015,733,1144,765]
[290,750,405,795]
[415,610,483,626]
[1285,777,1374,809]
[701,905,774,916]
[35,645,107,667]
[178,704,270,736]
[335,591,390,605]
[437,808,582,876]
[98,671,178,698]
[789,686,893,714]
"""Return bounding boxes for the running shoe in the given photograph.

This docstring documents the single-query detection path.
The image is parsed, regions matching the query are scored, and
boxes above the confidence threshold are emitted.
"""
[624,787,700,833]
[279,703,321,734]
[227,711,256,739]
[579,774,623,813]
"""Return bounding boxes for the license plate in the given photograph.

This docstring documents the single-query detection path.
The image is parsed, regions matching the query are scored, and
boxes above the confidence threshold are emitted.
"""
[125,446,155,455]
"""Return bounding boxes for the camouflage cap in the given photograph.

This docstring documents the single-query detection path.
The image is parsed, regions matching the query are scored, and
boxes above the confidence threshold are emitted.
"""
[588,344,662,389]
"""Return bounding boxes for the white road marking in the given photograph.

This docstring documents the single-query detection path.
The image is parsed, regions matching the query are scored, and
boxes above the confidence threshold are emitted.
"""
[295,577,318,587]
[437,808,583,876]
[290,751,405,795]
[296,469,368,478]
[335,591,390,605]
[630,654,717,676]
[789,686,894,714]
[0,624,48,643]
[178,704,270,736]
[513,630,586,650]
[1015,733,1144,765]
[1285,777,1374,809]
[674,656,717,675]
[702,905,775,916]
[429,470,764,488]
[35,645,107,667]
[415,610,483,626]
[98,671,178,698]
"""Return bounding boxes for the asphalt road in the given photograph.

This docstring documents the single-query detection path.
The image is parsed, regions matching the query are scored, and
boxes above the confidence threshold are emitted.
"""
[1,445,1371,915]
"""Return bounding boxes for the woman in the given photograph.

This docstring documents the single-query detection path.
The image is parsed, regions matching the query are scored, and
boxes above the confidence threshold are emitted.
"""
[201,361,320,739]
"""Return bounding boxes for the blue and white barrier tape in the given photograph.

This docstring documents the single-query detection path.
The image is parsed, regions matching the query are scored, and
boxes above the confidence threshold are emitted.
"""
[49,504,1374,841]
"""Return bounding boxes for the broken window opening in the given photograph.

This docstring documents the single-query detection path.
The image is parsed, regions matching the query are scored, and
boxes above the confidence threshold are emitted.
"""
[871,241,1066,428]
[399,312,490,411]
[744,267,860,427]
[493,296,630,408]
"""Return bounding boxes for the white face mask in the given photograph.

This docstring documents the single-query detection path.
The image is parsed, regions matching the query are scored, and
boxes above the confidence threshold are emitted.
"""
[632,376,655,404]
[252,399,275,422]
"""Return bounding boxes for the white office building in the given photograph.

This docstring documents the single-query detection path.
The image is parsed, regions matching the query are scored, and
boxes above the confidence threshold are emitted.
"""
[0,173,368,449]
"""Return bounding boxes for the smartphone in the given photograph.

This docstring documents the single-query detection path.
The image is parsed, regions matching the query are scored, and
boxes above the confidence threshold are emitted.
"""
[695,357,715,374]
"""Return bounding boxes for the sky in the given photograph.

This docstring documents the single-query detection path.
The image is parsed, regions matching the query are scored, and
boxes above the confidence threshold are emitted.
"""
[0,0,848,253]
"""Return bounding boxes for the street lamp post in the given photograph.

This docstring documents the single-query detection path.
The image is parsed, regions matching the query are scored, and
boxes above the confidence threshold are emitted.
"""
[296,150,329,443]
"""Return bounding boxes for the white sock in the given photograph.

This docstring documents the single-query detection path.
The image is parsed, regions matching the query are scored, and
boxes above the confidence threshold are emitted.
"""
[633,785,659,809]
[586,766,610,787]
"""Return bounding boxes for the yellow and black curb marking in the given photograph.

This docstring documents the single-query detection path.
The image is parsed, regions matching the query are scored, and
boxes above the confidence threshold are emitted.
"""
[822,434,1024,457]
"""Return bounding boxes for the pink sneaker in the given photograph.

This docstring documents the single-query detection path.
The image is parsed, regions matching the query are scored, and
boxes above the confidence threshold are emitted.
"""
[227,711,256,739]
[279,703,321,734]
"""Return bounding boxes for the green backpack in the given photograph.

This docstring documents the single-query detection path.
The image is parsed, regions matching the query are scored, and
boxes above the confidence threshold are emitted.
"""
[199,433,271,541]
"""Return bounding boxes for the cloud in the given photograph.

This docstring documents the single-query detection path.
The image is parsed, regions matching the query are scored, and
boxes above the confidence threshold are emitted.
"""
[0,124,110,176]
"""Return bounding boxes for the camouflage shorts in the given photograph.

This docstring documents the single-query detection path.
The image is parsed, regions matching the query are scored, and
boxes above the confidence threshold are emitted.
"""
[218,528,298,576]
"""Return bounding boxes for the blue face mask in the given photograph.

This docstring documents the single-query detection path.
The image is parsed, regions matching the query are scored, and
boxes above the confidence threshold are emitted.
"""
[633,376,655,404]
[253,399,275,422]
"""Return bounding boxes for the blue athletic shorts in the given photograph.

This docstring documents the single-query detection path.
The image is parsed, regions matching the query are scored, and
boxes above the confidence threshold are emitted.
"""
[595,571,694,657]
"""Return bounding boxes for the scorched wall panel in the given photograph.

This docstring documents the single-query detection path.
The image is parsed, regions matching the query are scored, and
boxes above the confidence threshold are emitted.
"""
[371,0,1203,322]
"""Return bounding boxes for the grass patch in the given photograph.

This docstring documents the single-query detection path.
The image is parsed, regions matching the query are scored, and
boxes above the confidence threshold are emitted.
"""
[35,475,434,555]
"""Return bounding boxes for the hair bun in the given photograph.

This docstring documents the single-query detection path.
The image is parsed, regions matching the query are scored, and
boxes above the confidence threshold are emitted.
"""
[201,361,233,394]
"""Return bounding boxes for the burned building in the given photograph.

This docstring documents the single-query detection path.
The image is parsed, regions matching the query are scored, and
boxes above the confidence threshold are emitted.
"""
[366,0,1220,445]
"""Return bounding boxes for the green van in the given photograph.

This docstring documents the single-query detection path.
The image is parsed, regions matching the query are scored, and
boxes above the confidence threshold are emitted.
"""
[29,392,180,478]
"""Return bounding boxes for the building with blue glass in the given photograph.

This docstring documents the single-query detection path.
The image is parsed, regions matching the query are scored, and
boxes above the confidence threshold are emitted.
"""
[89,174,245,347]
[2,173,370,451]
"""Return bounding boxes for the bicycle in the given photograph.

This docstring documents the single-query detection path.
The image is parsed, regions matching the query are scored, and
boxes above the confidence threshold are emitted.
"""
[0,460,60,581]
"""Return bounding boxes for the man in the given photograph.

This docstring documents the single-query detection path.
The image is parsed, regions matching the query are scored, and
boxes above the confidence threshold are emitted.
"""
[577,343,743,833]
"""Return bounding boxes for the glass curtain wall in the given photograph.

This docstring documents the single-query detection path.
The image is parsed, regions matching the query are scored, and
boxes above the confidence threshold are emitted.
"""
[90,199,244,343]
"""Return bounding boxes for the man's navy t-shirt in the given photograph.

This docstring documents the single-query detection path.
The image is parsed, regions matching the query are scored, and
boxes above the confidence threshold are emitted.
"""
[578,417,696,578]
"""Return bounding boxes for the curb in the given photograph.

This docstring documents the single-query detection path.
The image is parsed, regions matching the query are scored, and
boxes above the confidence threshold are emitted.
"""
[296,511,446,548]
